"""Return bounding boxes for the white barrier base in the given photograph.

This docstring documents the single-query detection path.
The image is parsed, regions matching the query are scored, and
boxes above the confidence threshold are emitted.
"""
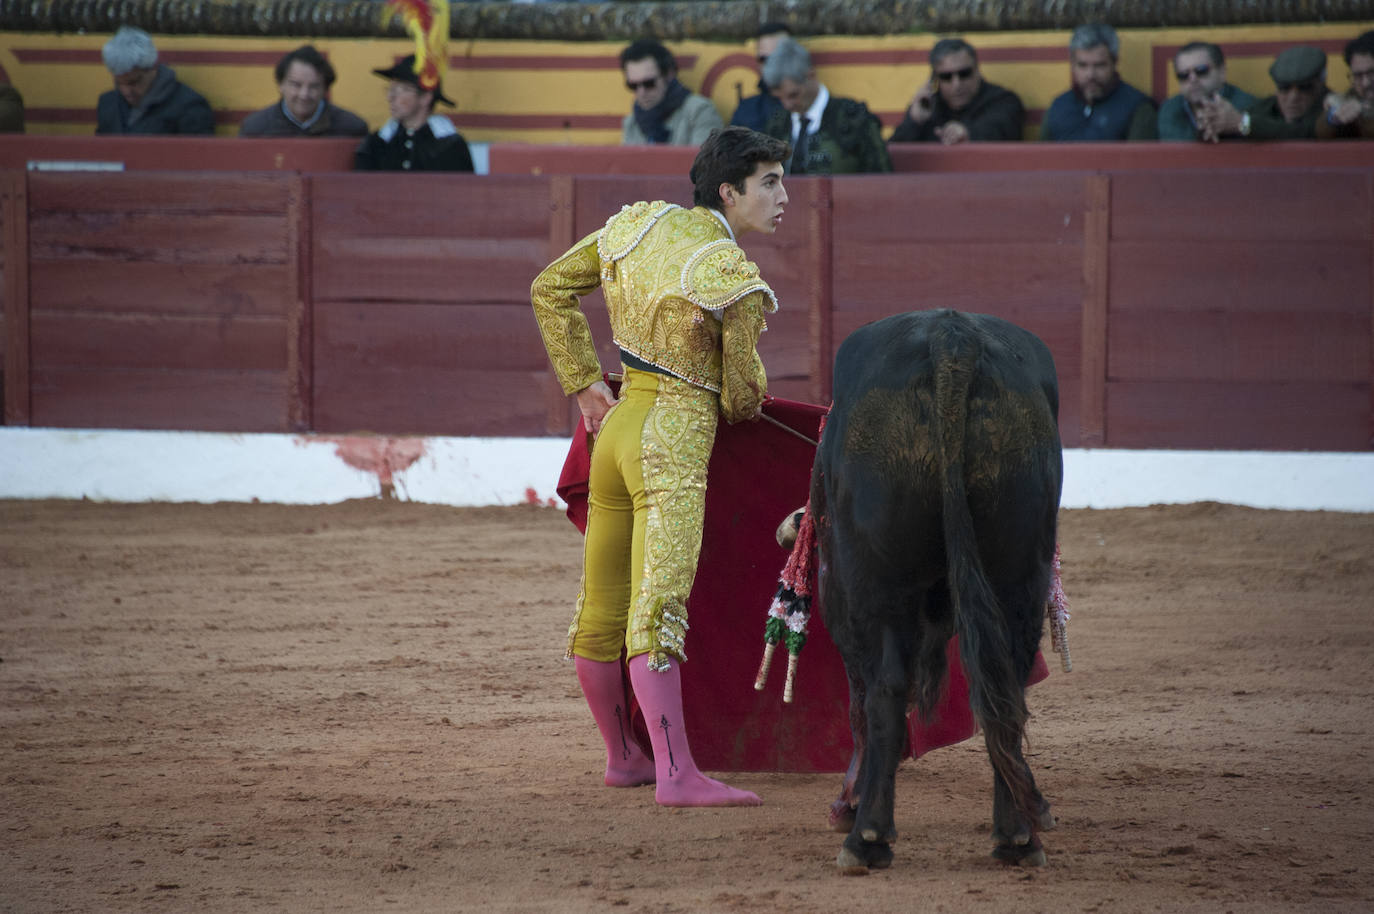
[1,427,1371,512]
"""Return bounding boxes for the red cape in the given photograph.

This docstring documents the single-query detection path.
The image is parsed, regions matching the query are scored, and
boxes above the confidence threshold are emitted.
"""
[557,392,1048,773]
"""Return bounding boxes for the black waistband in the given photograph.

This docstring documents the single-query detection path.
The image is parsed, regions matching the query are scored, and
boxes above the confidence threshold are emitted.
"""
[619,349,673,377]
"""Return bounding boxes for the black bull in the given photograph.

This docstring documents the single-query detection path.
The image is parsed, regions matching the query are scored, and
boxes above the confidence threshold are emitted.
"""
[813,309,1062,871]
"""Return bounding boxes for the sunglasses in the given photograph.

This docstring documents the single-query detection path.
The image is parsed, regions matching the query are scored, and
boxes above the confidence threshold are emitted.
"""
[1276,80,1318,93]
[935,66,975,82]
[1175,63,1212,81]
[625,77,661,92]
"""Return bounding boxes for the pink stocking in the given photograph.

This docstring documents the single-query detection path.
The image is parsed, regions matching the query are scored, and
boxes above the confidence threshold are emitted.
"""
[627,653,762,807]
[575,656,655,788]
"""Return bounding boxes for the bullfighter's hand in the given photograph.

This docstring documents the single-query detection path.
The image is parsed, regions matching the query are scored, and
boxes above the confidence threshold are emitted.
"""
[575,381,617,436]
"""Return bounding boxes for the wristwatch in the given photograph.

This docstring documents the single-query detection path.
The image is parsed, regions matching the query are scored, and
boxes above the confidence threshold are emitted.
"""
[1238,112,1251,136]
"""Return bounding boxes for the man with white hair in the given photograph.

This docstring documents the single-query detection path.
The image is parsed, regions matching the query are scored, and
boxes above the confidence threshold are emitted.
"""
[96,26,214,135]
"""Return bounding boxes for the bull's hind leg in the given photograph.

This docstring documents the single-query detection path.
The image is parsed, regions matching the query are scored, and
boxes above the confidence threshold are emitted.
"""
[990,759,1055,866]
[837,626,910,873]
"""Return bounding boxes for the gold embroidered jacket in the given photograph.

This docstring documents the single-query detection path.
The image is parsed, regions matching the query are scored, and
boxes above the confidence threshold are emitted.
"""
[530,201,776,423]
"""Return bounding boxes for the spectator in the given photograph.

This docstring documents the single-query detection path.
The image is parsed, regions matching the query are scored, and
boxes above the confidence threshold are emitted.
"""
[729,22,790,132]
[1041,23,1156,141]
[1317,30,1374,139]
[1157,42,1256,142]
[761,37,891,174]
[96,26,215,135]
[888,37,1025,144]
[0,82,23,133]
[1207,46,1327,140]
[239,45,368,138]
[620,40,723,146]
[355,54,473,171]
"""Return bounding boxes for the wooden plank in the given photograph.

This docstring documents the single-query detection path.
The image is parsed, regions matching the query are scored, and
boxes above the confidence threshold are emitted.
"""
[311,366,557,437]
[1369,171,1374,448]
[808,178,833,404]
[1110,170,1371,242]
[2,170,29,426]
[1106,380,1369,451]
[30,368,288,432]
[312,235,548,304]
[29,261,289,317]
[831,242,1083,314]
[1110,241,1370,315]
[310,174,551,240]
[1109,310,1370,384]
[286,174,310,433]
[27,171,293,214]
[30,313,288,372]
[1081,174,1110,448]
[29,212,288,265]
[0,136,356,173]
[832,172,1086,244]
[313,301,550,373]
[572,176,686,238]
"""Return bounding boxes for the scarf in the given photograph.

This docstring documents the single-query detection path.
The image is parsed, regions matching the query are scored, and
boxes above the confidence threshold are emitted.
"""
[632,78,690,144]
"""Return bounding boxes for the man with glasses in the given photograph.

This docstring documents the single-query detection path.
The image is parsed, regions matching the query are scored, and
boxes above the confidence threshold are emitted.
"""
[761,37,891,174]
[1041,23,1156,141]
[729,23,790,133]
[355,54,473,171]
[1317,31,1374,139]
[889,38,1026,144]
[1158,42,1256,142]
[1206,45,1327,140]
[620,40,724,146]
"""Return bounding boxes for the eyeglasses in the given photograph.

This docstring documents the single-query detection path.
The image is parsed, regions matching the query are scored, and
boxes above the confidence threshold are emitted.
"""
[1175,63,1212,81]
[935,66,975,82]
[1276,80,1318,93]
[625,77,661,92]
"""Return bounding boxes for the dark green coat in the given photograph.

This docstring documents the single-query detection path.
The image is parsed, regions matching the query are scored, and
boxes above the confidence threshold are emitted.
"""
[1245,95,1322,139]
[763,95,891,175]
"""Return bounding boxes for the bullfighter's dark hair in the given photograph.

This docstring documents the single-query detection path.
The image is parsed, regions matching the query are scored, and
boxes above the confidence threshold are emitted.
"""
[275,44,336,89]
[690,127,789,210]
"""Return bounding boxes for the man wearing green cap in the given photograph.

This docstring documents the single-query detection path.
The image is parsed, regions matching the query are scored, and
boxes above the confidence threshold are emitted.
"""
[1204,46,1328,139]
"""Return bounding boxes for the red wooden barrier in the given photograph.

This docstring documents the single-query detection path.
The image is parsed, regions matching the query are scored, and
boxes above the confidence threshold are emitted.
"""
[1,160,1370,451]
[0,135,358,173]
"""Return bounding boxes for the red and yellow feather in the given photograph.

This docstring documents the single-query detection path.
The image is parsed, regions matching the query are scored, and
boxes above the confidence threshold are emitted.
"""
[384,0,449,93]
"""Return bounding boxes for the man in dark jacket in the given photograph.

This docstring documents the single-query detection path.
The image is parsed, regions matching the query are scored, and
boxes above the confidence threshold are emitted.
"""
[1041,23,1156,141]
[96,26,214,135]
[1201,46,1328,140]
[760,37,890,174]
[728,22,789,133]
[888,38,1025,144]
[239,44,368,138]
[355,54,473,172]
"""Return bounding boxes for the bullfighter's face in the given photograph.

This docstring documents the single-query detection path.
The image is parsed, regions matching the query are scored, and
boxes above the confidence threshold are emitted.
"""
[722,160,788,237]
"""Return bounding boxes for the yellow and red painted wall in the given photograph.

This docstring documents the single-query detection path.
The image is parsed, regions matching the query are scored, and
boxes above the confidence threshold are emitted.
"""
[2,22,1370,141]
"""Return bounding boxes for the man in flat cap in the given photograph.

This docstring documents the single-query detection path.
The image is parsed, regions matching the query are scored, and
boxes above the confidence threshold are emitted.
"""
[1203,45,1328,139]
[1317,30,1374,139]
[355,54,474,171]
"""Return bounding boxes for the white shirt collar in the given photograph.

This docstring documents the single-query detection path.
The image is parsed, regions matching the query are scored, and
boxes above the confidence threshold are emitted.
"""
[791,83,829,137]
[707,207,736,243]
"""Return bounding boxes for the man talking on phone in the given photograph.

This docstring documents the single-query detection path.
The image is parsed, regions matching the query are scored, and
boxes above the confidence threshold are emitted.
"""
[1157,42,1256,142]
[889,38,1026,144]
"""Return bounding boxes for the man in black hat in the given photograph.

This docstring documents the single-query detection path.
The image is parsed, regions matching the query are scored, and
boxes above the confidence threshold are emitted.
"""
[1202,46,1328,140]
[355,54,474,171]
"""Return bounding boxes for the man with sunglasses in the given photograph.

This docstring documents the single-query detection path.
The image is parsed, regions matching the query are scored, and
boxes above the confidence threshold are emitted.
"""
[889,37,1025,144]
[729,22,790,133]
[1205,46,1327,140]
[1158,42,1256,142]
[1317,30,1374,139]
[620,39,724,146]
[1041,23,1156,141]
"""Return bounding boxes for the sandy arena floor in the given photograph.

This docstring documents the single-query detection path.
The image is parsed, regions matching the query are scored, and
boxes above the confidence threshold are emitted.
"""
[2,498,1372,913]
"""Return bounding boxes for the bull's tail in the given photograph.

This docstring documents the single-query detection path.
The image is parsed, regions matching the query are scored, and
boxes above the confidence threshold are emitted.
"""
[929,313,1038,828]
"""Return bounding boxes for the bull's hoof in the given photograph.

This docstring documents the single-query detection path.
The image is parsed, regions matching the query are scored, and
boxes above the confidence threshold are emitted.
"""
[837,835,893,873]
[827,800,856,833]
[1039,808,1058,832]
[992,839,1047,868]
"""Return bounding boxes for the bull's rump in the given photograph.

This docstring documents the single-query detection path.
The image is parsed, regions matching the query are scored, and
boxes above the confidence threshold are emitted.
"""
[817,309,1062,656]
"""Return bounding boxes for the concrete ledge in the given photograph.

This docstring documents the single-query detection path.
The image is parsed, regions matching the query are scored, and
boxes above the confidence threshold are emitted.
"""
[2,427,1371,512]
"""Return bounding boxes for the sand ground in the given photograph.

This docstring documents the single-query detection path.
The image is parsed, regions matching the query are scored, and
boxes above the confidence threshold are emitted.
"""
[2,498,1372,913]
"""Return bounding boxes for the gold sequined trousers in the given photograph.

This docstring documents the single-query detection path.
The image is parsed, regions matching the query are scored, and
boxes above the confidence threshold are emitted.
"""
[566,367,718,672]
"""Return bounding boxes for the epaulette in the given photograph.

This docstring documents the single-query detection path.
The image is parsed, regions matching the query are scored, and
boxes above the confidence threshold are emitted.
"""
[597,201,680,264]
[680,239,778,313]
